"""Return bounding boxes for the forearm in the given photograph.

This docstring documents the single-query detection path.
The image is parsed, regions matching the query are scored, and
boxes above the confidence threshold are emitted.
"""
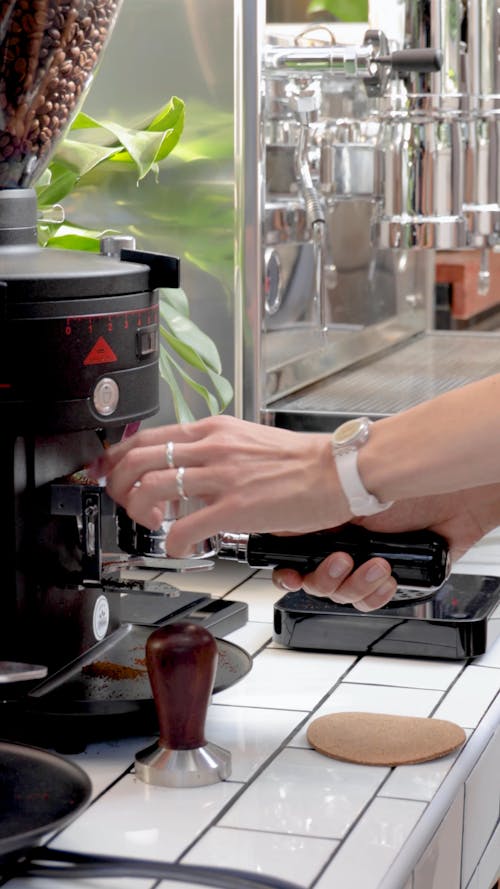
[359,374,500,503]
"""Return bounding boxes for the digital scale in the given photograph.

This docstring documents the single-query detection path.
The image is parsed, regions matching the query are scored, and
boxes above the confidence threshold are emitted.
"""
[273,573,500,660]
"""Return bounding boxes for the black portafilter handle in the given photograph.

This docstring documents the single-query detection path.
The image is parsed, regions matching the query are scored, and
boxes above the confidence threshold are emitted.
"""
[217,526,451,591]
[376,48,443,74]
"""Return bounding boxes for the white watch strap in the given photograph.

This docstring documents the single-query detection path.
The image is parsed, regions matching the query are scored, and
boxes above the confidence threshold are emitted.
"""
[335,448,393,517]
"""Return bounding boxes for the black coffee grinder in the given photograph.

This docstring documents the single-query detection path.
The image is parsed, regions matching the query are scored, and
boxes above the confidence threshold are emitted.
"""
[0,1,252,749]
[0,0,139,667]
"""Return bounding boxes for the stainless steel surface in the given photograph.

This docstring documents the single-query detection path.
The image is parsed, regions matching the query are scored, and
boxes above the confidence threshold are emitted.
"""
[240,4,500,425]
[135,740,231,787]
[264,42,373,75]
[117,556,215,573]
[374,94,467,250]
[117,497,216,559]
[263,253,433,402]
[217,532,250,563]
[399,1,500,253]
[234,0,264,420]
[254,16,460,412]
[467,0,500,96]
[269,331,500,421]
[430,0,463,95]
[100,235,136,256]
[320,128,376,198]
[0,662,48,684]
[403,0,462,94]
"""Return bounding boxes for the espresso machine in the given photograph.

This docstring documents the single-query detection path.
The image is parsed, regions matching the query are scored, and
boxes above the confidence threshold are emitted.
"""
[236,0,500,428]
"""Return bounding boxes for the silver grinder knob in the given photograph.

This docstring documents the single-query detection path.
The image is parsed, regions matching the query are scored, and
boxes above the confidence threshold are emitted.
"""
[135,623,231,787]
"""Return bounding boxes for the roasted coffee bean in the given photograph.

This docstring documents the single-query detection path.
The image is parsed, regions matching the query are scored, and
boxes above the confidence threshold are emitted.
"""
[0,0,121,188]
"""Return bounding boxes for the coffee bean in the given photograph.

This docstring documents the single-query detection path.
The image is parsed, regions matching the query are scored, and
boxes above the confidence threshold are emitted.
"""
[0,0,121,188]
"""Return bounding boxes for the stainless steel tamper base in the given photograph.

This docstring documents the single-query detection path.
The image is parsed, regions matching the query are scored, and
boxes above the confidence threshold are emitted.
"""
[135,740,231,787]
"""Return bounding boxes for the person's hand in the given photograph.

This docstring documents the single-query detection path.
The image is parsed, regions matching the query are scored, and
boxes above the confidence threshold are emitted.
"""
[95,415,352,553]
[94,414,500,613]
[272,485,500,611]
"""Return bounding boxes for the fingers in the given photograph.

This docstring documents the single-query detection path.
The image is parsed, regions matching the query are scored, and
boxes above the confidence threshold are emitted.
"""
[93,417,218,479]
[273,555,398,612]
[94,415,251,513]
[100,423,233,518]
[108,464,224,536]
[164,501,236,557]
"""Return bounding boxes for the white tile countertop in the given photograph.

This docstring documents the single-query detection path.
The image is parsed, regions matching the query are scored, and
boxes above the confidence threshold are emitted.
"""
[5,535,500,889]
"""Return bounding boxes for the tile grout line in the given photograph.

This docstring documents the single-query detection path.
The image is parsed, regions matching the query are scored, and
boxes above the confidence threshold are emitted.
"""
[177,655,363,866]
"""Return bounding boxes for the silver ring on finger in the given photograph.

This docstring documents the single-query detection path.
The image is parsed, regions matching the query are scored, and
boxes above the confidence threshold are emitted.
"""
[165,440,176,469]
[175,466,189,501]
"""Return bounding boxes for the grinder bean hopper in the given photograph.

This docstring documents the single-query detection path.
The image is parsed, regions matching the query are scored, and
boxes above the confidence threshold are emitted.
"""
[0,1,250,750]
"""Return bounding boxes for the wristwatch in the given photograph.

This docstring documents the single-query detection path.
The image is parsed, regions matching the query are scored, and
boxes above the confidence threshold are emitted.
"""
[331,417,393,516]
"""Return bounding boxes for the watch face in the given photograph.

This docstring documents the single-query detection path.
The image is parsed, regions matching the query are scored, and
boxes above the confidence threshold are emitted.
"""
[333,417,368,446]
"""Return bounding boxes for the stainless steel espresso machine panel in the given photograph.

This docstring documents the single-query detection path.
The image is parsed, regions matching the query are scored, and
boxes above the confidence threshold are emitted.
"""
[234,1,500,428]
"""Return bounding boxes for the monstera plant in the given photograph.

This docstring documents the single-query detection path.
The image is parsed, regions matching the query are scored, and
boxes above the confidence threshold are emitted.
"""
[35,96,233,423]
[307,0,368,20]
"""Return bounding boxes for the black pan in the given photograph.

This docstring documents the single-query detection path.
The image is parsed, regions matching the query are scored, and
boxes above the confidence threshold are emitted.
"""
[0,746,302,889]
[0,747,303,889]
[0,740,91,865]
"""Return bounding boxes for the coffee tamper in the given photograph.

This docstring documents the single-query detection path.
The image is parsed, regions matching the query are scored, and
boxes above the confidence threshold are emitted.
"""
[135,622,231,787]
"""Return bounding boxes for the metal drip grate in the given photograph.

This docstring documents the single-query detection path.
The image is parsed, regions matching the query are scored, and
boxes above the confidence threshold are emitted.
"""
[271,331,500,421]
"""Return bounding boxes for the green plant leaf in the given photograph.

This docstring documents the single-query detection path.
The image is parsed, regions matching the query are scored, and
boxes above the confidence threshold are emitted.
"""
[160,301,222,373]
[159,286,190,318]
[54,138,119,178]
[159,349,196,423]
[306,0,368,20]
[102,123,174,179]
[160,308,233,415]
[204,367,233,410]
[36,96,232,420]
[163,351,220,416]
[36,162,78,210]
[43,223,119,251]
[145,97,184,132]
[143,96,185,163]
[171,100,232,163]
[70,111,103,130]
[68,98,185,180]
[35,160,79,208]
[160,324,212,375]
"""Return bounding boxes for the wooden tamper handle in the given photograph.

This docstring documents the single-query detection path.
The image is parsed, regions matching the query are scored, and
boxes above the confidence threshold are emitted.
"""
[135,622,231,787]
[148,622,218,749]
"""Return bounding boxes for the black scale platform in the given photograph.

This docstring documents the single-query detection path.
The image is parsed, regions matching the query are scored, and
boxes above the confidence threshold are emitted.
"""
[273,573,500,660]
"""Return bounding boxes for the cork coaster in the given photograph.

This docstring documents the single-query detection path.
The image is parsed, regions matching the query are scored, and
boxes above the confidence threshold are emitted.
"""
[307,712,466,766]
